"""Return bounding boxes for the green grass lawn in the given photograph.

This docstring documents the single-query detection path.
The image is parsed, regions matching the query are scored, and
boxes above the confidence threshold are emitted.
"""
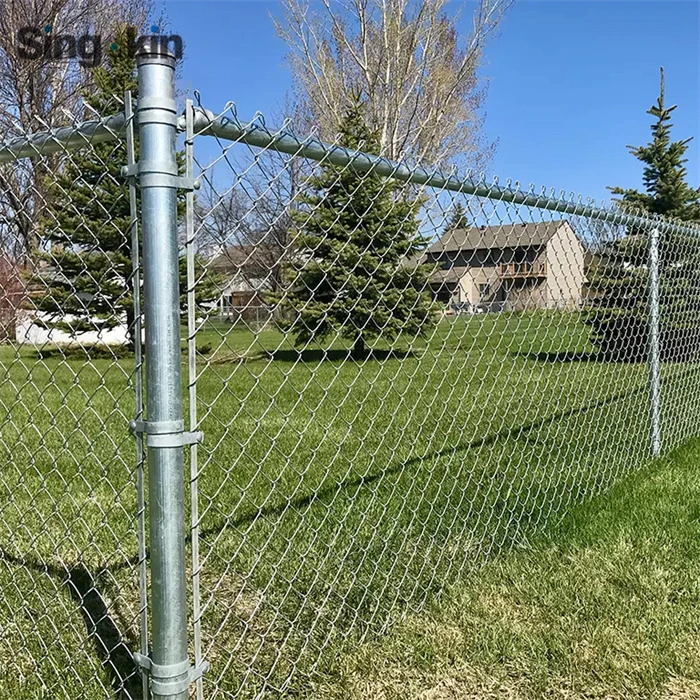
[1,311,700,698]
[319,436,700,700]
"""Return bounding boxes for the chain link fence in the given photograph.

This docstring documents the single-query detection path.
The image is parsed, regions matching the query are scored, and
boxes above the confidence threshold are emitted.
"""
[185,102,700,699]
[1,47,700,699]
[0,100,147,698]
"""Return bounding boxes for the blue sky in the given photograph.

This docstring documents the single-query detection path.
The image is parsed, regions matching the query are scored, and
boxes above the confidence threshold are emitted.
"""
[162,0,699,205]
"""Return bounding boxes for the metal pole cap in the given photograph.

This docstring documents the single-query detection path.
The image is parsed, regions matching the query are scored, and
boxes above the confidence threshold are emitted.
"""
[135,37,178,68]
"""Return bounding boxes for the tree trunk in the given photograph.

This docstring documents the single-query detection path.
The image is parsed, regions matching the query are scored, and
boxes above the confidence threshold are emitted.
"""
[0,315,15,344]
[126,304,136,352]
[352,333,366,360]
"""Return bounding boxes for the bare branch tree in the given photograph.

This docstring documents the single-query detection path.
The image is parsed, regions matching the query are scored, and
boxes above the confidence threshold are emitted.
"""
[0,0,151,259]
[0,0,151,131]
[195,150,307,295]
[0,251,25,342]
[275,0,511,168]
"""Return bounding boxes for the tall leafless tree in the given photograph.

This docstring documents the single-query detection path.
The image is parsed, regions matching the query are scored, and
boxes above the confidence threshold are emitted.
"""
[0,251,25,341]
[194,151,306,294]
[276,0,511,168]
[0,0,151,261]
[0,0,151,129]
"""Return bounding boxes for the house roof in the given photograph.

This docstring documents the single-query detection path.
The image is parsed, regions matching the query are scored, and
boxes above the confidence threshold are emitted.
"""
[209,244,280,274]
[209,245,256,271]
[429,267,469,285]
[427,220,567,254]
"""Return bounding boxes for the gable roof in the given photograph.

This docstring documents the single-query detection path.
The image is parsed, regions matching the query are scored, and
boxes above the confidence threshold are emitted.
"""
[429,267,469,284]
[209,244,281,275]
[427,220,568,254]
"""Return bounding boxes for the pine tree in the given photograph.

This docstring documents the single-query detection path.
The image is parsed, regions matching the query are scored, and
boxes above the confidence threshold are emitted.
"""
[586,69,700,361]
[36,26,219,348]
[35,27,136,344]
[280,103,436,359]
[443,201,469,233]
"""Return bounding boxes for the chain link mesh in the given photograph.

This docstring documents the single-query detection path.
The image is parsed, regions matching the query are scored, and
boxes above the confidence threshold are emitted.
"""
[185,104,700,698]
[0,104,146,699]
[2,94,700,700]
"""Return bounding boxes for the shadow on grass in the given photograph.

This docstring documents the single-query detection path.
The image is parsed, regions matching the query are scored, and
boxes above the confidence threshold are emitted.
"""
[7,361,699,698]
[515,348,700,365]
[0,550,142,700]
[32,345,136,361]
[198,376,653,539]
[517,350,602,363]
[267,347,416,363]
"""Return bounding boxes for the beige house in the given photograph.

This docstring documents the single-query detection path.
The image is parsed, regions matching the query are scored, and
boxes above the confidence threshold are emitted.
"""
[424,220,586,312]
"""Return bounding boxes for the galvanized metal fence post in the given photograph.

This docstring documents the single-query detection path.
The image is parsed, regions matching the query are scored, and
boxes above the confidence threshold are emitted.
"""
[185,97,205,700]
[128,42,205,699]
[124,88,150,700]
[649,226,661,456]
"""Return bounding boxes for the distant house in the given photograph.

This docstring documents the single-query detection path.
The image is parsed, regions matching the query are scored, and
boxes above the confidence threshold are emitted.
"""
[208,244,286,323]
[16,265,132,346]
[423,220,586,312]
[209,246,268,311]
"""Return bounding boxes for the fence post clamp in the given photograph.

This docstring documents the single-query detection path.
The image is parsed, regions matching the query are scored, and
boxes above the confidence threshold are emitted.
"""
[121,162,200,191]
[133,652,209,696]
[129,418,203,448]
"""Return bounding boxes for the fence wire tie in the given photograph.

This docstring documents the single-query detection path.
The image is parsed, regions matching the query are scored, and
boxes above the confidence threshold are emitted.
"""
[133,652,209,696]
[129,418,204,448]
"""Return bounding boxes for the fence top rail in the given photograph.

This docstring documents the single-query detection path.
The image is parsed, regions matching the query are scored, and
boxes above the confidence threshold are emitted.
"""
[187,105,700,239]
[0,112,128,165]
[2,102,698,239]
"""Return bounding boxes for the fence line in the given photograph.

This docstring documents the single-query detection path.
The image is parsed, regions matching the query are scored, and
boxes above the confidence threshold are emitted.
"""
[0,112,127,164]
[1,44,700,700]
[3,107,696,237]
[183,103,700,696]
[186,106,700,237]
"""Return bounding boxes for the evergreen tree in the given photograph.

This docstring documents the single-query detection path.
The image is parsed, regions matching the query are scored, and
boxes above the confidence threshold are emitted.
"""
[36,26,219,347]
[586,69,700,361]
[280,103,436,359]
[443,201,469,233]
[35,28,136,343]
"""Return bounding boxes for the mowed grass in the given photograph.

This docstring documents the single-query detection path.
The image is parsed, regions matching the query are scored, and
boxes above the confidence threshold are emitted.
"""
[1,311,700,698]
[318,437,700,700]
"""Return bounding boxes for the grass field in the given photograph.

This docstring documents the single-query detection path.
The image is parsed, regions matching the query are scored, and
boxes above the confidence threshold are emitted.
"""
[1,310,700,698]
[321,437,700,700]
